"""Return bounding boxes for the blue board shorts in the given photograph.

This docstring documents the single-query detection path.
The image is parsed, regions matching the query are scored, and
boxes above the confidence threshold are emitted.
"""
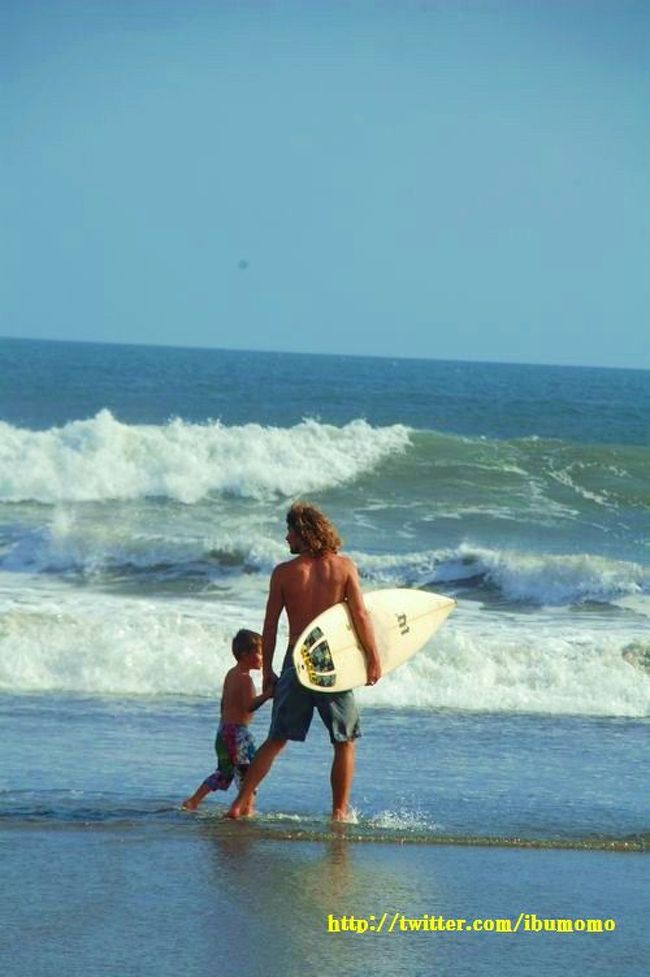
[268,649,361,744]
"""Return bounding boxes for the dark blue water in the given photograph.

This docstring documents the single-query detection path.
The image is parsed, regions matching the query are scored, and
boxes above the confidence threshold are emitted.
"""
[2,337,649,444]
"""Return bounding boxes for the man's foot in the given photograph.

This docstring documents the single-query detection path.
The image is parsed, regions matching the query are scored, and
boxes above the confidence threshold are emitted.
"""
[331,807,357,824]
[182,796,201,811]
[223,799,257,818]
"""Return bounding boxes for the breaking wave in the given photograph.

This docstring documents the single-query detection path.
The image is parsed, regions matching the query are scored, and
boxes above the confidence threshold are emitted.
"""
[3,512,649,610]
[354,544,650,607]
[0,411,410,503]
[1,589,648,716]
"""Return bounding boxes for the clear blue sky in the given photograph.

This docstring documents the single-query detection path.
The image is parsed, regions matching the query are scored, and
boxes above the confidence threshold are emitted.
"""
[3,0,649,368]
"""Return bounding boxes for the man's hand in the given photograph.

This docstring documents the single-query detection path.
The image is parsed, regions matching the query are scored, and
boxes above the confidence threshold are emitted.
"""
[263,671,278,696]
[345,561,382,688]
[365,654,382,687]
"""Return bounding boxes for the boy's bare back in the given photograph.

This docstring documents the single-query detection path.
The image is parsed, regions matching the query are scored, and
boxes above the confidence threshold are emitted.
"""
[220,666,257,725]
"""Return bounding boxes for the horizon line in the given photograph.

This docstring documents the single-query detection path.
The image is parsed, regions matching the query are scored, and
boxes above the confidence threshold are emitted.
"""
[1,333,648,375]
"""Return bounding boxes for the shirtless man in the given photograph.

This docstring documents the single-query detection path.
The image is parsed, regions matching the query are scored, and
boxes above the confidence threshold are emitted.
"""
[226,502,381,821]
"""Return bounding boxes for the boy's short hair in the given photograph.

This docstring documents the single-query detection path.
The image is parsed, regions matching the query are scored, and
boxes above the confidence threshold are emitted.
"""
[232,628,262,660]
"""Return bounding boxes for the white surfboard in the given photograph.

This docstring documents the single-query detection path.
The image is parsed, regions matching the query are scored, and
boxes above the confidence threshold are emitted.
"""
[292,588,455,692]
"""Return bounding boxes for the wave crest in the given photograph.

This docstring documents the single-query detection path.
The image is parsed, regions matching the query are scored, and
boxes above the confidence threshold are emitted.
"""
[0,411,410,504]
[355,544,650,607]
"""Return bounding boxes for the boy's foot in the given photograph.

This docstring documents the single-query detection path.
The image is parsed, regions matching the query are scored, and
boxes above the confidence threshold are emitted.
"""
[182,784,211,811]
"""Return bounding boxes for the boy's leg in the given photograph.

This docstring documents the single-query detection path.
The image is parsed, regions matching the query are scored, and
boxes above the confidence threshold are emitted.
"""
[182,766,234,809]
[182,782,213,811]
[182,727,236,809]
[225,738,286,818]
[330,740,355,821]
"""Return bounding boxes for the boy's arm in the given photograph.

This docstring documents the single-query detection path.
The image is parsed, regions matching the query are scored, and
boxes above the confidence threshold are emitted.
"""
[250,687,274,711]
[240,674,273,714]
[344,561,382,686]
[261,566,284,693]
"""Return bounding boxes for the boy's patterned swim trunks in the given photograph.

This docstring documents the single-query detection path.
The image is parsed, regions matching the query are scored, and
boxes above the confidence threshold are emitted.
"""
[202,722,257,792]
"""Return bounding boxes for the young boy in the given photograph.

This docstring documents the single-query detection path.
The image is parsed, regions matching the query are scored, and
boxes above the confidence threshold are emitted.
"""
[182,629,273,813]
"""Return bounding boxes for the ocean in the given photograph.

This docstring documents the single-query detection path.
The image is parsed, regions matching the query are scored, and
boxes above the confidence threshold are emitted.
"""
[1,337,648,976]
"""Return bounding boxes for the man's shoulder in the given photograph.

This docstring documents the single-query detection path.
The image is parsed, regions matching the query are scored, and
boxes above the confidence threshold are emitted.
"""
[272,556,302,576]
[336,551,355,565]
[273,552,356,578]
[330,551,356,571]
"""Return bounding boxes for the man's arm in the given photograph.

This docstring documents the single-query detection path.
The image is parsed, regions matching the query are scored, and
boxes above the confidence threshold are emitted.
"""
[344,562,382,685]
[261,565,285,693]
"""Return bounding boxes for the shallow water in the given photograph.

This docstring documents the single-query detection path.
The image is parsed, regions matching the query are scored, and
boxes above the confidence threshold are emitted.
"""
[2,821,647,977]
[2,694,648,847]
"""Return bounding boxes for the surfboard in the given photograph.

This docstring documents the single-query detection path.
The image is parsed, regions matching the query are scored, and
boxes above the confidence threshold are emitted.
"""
[292,588,455,692]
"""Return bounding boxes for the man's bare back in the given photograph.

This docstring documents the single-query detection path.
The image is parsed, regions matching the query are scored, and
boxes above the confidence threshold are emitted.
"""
[262,535,380,687]
[276,552,357,641]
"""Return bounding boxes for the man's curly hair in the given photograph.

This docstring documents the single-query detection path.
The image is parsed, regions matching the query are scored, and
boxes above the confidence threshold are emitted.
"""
[286,502,342,557]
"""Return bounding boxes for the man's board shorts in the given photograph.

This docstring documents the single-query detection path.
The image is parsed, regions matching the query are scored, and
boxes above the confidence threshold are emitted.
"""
[268,648,361,744]
[202,722,257,792]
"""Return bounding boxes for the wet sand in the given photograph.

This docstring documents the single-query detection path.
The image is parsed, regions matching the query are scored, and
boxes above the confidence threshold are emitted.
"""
[2,818,647,977]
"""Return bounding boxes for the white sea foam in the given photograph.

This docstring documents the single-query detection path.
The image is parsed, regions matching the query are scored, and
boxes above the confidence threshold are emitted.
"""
[3,508,648,613]
[0,583,271,696]
[0,411,410,504]
[368,809,437,832]
[478,549,649,605]
[355,544,650,606]
[0,511,287,578]
[356,611,650,718]
[1,582,648,717]
[549,465,617,510]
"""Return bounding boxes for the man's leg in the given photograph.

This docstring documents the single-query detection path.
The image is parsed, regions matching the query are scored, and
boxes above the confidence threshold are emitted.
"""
[225,737,286,818]
[330,740,355,821]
